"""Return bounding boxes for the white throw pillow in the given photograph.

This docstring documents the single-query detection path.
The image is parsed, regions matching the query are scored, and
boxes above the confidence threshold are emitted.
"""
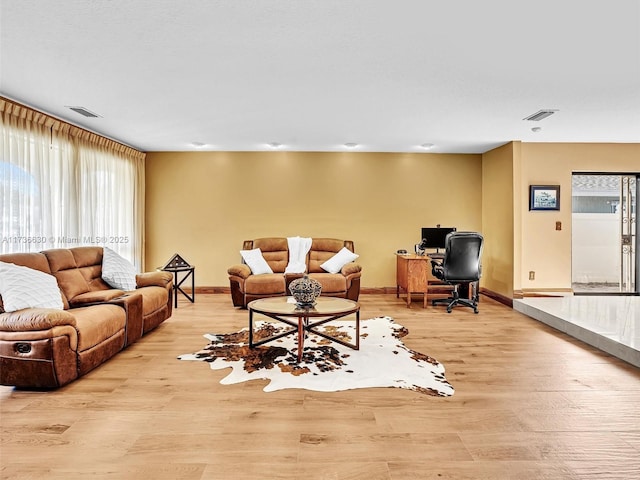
[102,247,137,291]
[320,247,359,274]
[0,261,64,312]
[240,248,273,275]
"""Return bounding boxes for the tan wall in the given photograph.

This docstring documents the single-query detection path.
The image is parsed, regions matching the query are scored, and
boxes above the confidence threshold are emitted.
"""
[517,143,640,291]
[481,143,514,297]
[145,151,482,288]
[512,141,523,293]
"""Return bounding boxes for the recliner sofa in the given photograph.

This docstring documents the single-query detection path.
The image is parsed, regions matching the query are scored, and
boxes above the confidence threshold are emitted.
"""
[228,237,362,308]
[0,246,173,388]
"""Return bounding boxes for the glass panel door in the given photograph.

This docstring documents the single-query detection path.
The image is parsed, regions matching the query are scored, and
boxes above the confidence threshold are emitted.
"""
[572,174,638,294]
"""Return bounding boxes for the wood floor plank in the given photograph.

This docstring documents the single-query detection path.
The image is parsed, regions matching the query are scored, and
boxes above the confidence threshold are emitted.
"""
[0,462,206,480]
[1,293,639,479]
[388,461,579,480]
[200,461,392,480]
[297,432,473,463]
[459,431,640,462]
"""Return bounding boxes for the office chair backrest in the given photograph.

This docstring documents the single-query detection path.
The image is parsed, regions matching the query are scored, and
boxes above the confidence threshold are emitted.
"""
[441,232,484,283]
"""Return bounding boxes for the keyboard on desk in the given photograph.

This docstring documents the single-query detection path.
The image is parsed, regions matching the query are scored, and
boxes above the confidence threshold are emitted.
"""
[428,252,445,260]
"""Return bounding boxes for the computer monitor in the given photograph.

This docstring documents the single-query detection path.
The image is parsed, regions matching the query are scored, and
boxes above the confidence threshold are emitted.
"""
[420,226,456,252]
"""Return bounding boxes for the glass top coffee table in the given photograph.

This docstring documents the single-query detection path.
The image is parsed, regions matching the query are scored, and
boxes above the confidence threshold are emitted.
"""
[247,296,360,362]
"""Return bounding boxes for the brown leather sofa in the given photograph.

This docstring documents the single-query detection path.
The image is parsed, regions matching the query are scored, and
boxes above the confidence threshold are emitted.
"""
[0,247,173,388]
[228,237,362,308]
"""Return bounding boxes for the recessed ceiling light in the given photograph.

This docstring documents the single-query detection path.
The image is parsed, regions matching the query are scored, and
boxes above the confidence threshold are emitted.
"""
[419,143,434,150]
[267,142,282,149]
[531,127,542,133]
[191,142,206,148]
[343,142,358,149]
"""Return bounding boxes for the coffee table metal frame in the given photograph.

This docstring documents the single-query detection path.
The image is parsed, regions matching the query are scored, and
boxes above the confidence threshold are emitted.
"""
[247,296,360,362]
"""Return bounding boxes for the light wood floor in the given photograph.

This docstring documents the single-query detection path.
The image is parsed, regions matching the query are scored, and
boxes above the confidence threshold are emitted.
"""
[1,294,639,480]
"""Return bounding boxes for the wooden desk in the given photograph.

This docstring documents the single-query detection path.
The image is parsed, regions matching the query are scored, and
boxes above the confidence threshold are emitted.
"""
[396,254,432,308]
[396,254,459,308]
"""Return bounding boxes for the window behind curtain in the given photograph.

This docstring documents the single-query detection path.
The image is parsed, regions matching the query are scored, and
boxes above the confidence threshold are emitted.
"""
[0,98,145,270]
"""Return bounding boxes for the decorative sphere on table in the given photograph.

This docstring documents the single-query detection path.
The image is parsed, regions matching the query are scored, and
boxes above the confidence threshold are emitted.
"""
[288,274,322,306]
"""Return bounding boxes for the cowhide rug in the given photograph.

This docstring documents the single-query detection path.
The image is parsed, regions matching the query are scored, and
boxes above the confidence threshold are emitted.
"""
[178,316,453,397]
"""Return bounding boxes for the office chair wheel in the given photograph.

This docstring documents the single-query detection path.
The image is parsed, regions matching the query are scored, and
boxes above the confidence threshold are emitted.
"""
[473,307,479,314]
[446,307,452,313]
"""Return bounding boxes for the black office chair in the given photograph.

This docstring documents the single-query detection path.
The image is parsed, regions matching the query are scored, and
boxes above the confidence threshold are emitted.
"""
[431,232,484,314]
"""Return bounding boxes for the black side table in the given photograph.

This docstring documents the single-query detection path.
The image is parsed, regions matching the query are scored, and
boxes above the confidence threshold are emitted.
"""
[162,265,195,308]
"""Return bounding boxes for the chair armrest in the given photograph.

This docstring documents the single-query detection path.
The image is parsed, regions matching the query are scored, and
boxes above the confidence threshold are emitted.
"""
[430,260,444,279]
[136,271,173,288]
[341,262,362,276]
[69,289,125,307]
[109,293,144,346]
[0,308,76,332]
[228,264,252,279]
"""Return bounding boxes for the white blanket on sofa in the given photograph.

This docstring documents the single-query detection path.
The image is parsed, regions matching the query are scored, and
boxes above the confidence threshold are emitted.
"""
[285,236,312,274]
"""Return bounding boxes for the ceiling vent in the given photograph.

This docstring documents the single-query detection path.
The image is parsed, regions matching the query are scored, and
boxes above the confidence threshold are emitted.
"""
[523,109,558,121]
[66,106,101,118]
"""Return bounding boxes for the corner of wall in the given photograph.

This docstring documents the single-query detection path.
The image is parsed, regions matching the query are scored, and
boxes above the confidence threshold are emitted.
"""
[481,142,516,299]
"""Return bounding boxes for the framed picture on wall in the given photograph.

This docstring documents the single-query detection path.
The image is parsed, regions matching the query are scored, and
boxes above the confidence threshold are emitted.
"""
[529,185,560,210]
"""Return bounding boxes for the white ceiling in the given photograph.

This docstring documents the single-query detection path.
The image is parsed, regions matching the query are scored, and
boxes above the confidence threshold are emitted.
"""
[1,0,639,154]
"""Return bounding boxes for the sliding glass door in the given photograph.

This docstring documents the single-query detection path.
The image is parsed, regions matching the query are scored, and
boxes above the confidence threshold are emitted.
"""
[572,174,638,294]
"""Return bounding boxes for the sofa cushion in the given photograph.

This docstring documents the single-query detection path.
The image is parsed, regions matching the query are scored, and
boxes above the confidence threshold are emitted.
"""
[308,238,351,273]
[43,249,91,305]
[240,248,273,275]
[252,238,289,273]
[0,252,51,273]
[69,247,111,291]
[72,304,126,352]
[320,247,359,274]
[135,286,169,316]
[0,261,64,312]
[244,274,286,295]
[102,247,137,290]
[308,273,347,293]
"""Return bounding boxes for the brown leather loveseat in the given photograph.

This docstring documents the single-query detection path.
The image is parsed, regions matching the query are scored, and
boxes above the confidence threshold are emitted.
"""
[0,246,173,388]
[228,237,362,308]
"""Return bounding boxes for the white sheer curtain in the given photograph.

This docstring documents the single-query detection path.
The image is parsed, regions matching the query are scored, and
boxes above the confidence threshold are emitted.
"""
[0,98,145,270]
